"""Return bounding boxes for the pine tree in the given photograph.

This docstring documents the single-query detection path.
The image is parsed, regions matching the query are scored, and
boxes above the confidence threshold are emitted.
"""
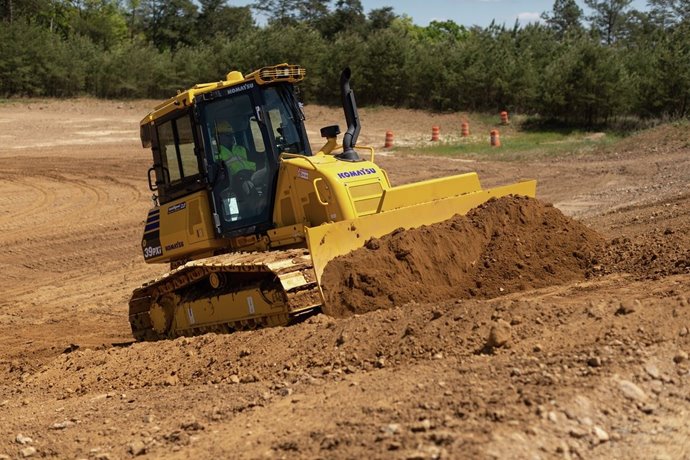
[584,0,633,44]
[541,0,584,38]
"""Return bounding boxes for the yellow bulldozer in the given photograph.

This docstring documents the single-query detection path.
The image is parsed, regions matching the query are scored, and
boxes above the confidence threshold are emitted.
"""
[129,63,536,341]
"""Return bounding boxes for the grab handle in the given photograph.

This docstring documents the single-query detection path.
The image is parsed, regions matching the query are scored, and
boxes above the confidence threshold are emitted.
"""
[313,178,329,206]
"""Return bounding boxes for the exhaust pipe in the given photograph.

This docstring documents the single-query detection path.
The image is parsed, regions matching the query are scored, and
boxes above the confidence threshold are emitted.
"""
[339,68,361,161]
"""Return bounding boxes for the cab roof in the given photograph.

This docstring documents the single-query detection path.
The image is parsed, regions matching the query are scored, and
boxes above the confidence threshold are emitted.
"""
[139,63,305,126]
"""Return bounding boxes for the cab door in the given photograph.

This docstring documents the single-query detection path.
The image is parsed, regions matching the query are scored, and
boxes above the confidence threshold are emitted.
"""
[151,111,205,205]
[197,85,277,237]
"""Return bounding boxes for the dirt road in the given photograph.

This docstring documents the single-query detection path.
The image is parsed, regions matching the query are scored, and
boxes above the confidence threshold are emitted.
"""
[1,100,689,459]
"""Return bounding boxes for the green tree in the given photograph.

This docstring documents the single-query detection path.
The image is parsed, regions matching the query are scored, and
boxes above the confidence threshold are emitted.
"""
[297,0,330,24]
[541,0,584,37]
[584,0,633,44]
[367,6,396,31]
[251,0,297,25]
[648,0,690,26]
[0,20,99,96]
[356,27,412,105]
[1,0,73,36]
[424,19,467,42]
[315,0,366,39]
[70,0,128,49]
[541,36,632,123]
[251,0,329,25]
[141,0,199,50]
[196,0,255,41]
[629,24,690,118]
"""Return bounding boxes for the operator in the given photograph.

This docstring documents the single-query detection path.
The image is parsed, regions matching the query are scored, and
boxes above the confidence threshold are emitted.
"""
[215,122,259,220]
[217,124,255,176]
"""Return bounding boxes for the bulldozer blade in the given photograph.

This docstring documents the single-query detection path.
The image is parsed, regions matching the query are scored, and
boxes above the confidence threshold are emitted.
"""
[305,179,537,289]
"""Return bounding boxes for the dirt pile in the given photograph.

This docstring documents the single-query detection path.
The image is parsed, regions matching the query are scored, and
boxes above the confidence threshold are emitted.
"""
[321,196,604,317]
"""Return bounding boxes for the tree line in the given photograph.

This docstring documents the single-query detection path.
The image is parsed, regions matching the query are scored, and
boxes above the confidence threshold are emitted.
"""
[1,0,689,124]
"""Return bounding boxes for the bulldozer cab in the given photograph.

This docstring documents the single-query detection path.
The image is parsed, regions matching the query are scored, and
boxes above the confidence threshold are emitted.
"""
[144,74,311,240]
[199,82,310,236]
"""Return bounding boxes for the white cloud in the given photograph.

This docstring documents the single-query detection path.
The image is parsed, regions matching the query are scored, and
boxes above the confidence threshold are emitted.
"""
[516,12,541,24]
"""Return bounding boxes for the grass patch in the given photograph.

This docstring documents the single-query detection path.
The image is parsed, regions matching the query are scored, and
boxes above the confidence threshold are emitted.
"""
[397,129,622,160]
[0,98,50,106]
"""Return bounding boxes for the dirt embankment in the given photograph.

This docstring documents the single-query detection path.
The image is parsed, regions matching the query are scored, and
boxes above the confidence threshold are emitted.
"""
[321,196,604,317]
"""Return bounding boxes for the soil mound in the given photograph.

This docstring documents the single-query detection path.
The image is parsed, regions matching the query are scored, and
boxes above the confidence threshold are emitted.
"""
[321,196,604,317]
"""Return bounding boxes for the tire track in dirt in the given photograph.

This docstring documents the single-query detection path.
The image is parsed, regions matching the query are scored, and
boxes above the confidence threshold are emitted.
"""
[0,162,150,312]
[63,175,110,217]
[0,176,98,239]
[1,167,142,244]
[0,174,55,231]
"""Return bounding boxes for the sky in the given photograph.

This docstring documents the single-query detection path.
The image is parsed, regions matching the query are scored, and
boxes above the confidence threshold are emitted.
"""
[234,0,650,28]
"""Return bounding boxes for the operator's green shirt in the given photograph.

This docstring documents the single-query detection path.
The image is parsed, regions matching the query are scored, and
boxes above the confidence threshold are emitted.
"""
[218,145,255,175]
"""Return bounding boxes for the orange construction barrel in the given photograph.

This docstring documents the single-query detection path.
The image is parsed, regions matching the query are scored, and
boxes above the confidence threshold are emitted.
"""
[431,126,440,141]
[384,130,394,148]
[461,121,470,137]
[500,111,509,125]
[490,129,501,147]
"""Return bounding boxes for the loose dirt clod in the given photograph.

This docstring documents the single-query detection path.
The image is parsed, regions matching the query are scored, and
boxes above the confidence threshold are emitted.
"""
[618,380,648,402]
[486,319,512,350]
[19,447,37,458]
[321,196,603,317]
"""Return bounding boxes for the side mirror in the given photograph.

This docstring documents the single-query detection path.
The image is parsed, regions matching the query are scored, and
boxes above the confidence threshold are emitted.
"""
[320,125,340,138]
[147,166,158,191]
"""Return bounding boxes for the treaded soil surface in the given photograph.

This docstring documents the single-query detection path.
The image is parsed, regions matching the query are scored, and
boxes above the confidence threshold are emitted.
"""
[1,100,690,460]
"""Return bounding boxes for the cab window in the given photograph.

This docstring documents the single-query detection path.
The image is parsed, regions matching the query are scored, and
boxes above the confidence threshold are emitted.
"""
[157,115,199,184]
[262,85,307,155]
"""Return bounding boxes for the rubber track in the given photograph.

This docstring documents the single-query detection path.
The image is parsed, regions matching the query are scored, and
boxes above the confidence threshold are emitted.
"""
[128,249,321,341]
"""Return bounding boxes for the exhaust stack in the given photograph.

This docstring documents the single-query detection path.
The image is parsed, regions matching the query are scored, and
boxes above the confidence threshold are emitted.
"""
[339,68,361,161]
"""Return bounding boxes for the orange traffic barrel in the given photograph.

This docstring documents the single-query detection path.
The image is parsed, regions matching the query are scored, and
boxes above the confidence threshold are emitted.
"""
[490,129,501,147]
[461,121,470,137]
[384,130,394,148]
[431,126,440,141]
[500,111,509,125]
